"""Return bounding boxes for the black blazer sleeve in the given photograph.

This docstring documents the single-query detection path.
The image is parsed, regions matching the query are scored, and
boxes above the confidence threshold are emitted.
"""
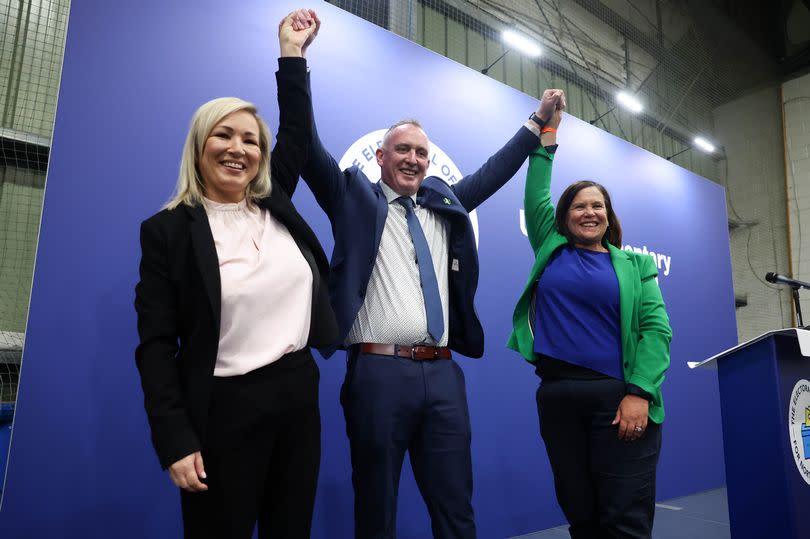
[269,57,339,348]
[271,57,312,197]
[134,216,200,469]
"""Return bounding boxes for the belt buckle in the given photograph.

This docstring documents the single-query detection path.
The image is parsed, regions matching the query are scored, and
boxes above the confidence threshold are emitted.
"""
[394,344,441,360]
[393,344,414,360]
[413,345,439,360]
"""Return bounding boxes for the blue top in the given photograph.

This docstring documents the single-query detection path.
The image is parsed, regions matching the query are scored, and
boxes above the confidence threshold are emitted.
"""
[533,245,623,379]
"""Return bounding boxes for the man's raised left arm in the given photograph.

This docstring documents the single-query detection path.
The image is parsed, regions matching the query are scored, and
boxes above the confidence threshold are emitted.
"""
[451,89,565,211]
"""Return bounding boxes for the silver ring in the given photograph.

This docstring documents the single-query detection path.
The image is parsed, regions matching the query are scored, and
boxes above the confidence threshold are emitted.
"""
[634,426,643,432]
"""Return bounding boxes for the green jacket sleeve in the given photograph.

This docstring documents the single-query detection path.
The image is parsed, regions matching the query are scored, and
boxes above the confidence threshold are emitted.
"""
[627,255,672,413]
[524,145,556,253]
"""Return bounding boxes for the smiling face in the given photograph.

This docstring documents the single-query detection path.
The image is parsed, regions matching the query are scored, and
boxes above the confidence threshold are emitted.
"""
[198,110,261,203]
[375,123,430,196]
[565,186,609,251]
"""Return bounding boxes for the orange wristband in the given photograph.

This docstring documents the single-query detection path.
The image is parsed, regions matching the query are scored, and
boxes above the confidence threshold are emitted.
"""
[541,127,557,134]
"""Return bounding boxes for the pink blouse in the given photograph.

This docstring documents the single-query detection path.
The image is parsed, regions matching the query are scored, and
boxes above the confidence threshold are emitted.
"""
[203,197,313,376]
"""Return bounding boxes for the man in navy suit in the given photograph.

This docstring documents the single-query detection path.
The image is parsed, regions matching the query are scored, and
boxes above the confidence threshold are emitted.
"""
[295,10,557,539]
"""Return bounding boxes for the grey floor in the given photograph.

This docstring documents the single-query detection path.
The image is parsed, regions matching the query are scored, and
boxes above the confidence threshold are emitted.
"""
[509,488,730,539]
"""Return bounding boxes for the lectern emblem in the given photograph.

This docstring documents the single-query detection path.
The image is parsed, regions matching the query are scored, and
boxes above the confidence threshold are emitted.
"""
[803,407,810,459]
[789,379,810,485]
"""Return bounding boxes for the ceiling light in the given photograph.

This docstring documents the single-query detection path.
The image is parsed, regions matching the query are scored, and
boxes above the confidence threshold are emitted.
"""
[616,92,643,114]
[502,30,541,58]
[693,137,715,153]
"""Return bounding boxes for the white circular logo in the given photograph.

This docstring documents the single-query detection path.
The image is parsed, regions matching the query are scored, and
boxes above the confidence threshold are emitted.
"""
[338,129,479,247]
[788,379,810,485]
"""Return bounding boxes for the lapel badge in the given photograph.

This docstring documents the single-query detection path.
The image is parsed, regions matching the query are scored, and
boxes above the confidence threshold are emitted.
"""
[443,197,452,205]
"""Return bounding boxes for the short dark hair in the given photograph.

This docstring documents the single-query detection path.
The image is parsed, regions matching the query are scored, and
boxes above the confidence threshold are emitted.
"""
[382,118,425,147]
[554,180,622,248]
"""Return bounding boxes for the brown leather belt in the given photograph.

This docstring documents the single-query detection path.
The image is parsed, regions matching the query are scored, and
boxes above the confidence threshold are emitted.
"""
[358,343,452,361]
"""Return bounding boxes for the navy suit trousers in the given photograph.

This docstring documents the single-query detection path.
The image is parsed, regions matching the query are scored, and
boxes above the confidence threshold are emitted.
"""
[340,349,477,539]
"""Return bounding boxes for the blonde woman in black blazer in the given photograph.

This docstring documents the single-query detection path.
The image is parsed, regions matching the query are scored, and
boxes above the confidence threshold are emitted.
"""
[134,9,335,539]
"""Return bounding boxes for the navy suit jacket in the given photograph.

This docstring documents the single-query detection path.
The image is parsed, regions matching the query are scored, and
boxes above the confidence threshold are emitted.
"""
[302,121,540,359]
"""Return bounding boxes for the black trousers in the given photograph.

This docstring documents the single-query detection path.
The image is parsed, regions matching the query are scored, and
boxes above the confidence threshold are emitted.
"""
[341,350,476,539]
[180,349,321,539]
[536,377,662,539]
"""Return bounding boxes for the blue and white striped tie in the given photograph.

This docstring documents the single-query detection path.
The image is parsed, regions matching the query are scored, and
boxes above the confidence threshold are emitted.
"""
[397,197,444,343]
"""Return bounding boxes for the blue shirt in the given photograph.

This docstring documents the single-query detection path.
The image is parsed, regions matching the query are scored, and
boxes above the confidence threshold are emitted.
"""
[533,245,622,379]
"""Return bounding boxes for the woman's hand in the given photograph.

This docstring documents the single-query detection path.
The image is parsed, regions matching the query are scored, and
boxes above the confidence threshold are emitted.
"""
[535,89,565,124]
[279,8,320,58]
[169,451,208,492]
[545,100,564,130]
[611,394,649,441]
[535,89,564,145]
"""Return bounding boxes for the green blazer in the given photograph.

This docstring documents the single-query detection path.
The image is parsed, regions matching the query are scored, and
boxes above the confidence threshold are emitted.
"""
[507,145,672,424]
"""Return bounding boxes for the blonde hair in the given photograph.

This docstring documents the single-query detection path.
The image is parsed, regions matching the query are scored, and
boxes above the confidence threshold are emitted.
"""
[164,97,272,209]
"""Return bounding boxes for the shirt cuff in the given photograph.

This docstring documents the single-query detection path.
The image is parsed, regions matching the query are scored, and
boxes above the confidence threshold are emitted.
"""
[626,383,652,401]
[524,120,541,137]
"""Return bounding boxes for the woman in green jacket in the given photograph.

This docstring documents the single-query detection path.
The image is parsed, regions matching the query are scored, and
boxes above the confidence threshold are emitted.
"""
[508,90,671,539]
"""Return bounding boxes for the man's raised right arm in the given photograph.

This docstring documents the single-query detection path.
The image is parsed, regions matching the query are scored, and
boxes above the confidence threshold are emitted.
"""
[302,104,352,217]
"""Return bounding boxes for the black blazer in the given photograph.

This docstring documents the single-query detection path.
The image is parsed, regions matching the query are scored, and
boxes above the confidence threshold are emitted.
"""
[134,58,337,469]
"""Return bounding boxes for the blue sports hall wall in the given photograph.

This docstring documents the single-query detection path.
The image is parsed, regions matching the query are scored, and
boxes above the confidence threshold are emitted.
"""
[0,0,736,537]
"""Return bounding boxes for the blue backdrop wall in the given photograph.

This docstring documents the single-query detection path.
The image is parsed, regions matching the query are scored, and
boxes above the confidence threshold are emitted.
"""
[0,1,736,537]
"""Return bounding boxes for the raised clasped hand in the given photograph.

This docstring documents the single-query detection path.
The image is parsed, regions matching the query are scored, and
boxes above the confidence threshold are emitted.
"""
[537,88,566,125]
[279,8,321,57]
